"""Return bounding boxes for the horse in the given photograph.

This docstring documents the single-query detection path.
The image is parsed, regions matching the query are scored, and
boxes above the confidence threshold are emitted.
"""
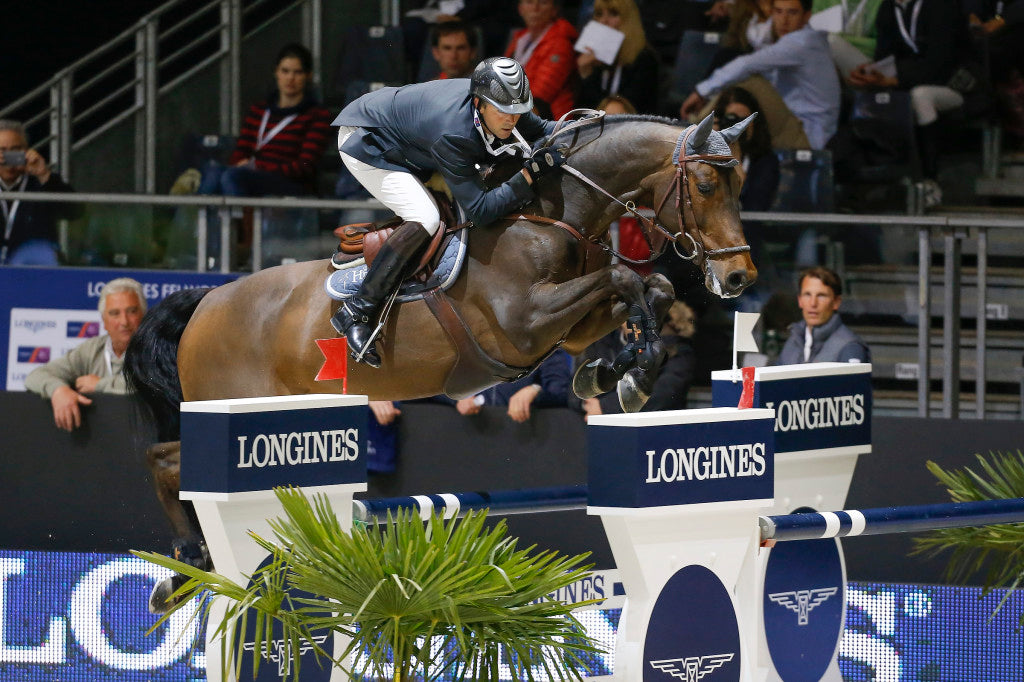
[125,112,757,609]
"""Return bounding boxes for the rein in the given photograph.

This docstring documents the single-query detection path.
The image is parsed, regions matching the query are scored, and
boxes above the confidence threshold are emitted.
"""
[540,115,751,266]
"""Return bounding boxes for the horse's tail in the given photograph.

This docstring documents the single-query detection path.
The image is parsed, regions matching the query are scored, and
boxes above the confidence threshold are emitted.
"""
[124,287,212,442]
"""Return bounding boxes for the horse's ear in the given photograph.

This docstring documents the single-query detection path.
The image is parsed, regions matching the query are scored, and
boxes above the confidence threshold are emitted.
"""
[719,112,759,144]
[687,113,715,152]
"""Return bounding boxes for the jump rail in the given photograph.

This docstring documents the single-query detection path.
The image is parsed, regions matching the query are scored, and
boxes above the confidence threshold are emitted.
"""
[759,498,1024,543]
[352,485,589,525]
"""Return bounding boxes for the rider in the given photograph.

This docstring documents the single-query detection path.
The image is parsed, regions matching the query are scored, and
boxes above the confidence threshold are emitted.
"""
[331,57,565,368]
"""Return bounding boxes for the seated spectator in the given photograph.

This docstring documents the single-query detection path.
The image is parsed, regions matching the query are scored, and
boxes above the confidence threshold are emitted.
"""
[813,0,884,64]
[428,21,480,80]
[709,0,776,69]
[848,0,975,206]
[0,119,79,266]
[966,0,1024,142]
[199,44,330,198]
[576,0,661,114]
[776,266,870,364]
[597,94,637,114]
[431,349,572,423]
[25,278,146,431]
[578,301,697,418]
[681,0,841,150]
[506,0,579,118]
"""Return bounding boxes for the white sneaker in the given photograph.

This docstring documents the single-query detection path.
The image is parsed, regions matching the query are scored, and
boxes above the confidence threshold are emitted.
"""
[918,179,943,209]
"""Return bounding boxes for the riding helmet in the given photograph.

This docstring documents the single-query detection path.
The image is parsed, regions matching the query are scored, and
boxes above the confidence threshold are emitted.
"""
[470,57,533,115]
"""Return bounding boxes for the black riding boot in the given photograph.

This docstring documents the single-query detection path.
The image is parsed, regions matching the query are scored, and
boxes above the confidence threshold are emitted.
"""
[331,221,431,368]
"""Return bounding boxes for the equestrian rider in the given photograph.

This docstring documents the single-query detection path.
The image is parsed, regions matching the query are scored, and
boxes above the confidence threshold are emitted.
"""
[331,57,565,368]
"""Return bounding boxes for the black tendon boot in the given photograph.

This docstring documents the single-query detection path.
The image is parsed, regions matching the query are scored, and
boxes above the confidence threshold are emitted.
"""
[331,221,431,368]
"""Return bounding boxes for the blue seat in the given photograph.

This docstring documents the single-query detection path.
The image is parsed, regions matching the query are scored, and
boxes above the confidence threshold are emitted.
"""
[668,30,724,106]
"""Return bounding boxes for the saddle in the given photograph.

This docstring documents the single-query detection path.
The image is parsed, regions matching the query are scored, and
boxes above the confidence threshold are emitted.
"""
[331,186,463,274]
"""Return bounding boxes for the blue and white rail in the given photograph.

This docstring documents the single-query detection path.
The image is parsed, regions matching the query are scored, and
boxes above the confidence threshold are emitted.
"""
[352,485,588,524]
[759,497,1024,543]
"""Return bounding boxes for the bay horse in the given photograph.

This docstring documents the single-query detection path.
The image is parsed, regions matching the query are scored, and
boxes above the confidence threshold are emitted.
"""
[125,113,757,609]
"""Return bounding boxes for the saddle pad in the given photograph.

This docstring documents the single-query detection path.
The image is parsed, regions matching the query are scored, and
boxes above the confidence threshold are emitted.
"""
[324,227,468,302]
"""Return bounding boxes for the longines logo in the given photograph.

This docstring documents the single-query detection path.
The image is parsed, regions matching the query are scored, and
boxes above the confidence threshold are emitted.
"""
[236,428,359,468]
[242,634,330,676]
[768,587,839,625]
[650,654,734,681]
[645,443,766,483]
[14,319,57,334]
[764,394,865,432]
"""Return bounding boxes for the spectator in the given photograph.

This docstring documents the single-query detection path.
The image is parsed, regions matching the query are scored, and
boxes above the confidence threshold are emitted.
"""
[596,94,637,114]
[576,0,661,114]
[199,44,330,198]
[848,0,976,206]
[367,401,402,474]
[0,119,79,266]
[429,21,480,80]
[681,0,841,150]
[25,278,146,431]
[710,0,776,69]
[579,301,697,418]
[505,0,579,118]
[776,266,870,364]
[433,349,572,423]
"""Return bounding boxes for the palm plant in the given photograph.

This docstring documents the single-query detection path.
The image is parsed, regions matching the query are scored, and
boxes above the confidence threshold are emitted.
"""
[135,486,600,681]
[912,450,1024,625]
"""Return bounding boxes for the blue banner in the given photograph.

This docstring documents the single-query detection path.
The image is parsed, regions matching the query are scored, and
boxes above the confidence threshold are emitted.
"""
[712,368,872,454]
[180,402,368,494]
[587,412,775,508]
[1,266,236,390]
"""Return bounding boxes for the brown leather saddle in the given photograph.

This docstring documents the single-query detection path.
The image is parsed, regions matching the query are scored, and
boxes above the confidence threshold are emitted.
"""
[331,188,463,274]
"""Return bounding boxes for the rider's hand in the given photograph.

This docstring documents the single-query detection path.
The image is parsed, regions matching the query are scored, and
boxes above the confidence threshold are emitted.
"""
[523,147,564,183]
[50,385,92,432]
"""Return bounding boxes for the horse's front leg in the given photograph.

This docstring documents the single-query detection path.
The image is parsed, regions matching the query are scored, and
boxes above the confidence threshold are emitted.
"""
[527,265,665,411]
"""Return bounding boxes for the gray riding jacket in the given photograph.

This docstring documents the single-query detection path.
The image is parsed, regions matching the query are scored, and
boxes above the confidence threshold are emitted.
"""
[333,78,557,227]
[777,313,871,365]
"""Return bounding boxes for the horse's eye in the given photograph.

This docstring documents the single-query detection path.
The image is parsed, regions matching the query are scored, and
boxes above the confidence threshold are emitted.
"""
[697,182,714,195]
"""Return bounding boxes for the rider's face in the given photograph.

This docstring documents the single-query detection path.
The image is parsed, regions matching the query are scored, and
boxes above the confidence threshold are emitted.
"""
[476,101,521,140]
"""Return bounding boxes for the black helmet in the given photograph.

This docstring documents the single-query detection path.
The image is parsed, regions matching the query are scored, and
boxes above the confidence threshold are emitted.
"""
[470,57,533,115]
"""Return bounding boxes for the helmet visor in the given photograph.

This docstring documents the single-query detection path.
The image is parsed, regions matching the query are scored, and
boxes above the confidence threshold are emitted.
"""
[479,93,534,115]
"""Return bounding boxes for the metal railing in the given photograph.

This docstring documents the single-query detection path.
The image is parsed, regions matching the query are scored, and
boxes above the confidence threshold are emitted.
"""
[4,192,1024,419]
[0,0,322,193]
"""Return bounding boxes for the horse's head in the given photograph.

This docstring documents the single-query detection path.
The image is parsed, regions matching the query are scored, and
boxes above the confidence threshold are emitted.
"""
[647,114,758,298]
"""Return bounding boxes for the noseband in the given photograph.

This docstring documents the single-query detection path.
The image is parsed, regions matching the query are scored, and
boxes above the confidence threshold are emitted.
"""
[549,116,750,268]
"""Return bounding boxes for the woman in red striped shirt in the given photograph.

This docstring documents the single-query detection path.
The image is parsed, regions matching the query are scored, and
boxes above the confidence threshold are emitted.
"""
[199,43,331,198]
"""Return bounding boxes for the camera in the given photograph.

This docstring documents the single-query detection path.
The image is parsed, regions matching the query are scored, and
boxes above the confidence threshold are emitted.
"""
[1,150,27,166]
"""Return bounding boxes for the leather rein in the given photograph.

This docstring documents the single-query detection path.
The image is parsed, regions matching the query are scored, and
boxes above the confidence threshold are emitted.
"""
[541,112,751,267]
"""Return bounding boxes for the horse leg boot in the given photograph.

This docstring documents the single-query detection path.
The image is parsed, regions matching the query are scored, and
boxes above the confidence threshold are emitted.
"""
[572,306,653,399]
[331,221,431,368]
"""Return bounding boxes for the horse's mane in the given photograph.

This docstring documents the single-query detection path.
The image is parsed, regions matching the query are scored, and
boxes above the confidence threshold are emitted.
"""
[600,114,685,128]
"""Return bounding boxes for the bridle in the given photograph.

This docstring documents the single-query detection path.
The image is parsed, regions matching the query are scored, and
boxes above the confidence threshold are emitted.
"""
[543,112,751,268]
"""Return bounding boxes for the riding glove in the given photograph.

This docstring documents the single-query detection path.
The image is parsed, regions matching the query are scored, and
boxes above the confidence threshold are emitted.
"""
[524,147,565,182]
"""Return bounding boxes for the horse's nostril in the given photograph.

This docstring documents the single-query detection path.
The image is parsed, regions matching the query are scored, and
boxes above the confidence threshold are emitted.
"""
[726,270,748,290]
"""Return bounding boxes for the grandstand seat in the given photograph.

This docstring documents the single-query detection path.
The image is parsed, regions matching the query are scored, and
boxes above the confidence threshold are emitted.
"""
[667,31,723,111]
[330,25,407,107]
[772,149,836,213]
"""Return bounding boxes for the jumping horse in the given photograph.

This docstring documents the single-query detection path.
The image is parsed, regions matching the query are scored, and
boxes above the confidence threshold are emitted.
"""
[124,112,757,610]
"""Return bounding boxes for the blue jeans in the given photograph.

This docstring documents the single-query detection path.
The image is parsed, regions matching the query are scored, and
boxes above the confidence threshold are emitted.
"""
[197,163,308,263]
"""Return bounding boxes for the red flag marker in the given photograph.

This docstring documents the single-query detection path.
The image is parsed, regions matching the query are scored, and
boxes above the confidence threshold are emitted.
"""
[737,366,756,409]
[315,338,348,392]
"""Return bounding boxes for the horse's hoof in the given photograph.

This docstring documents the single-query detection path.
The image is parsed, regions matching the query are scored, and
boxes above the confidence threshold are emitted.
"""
[617,369,652,413]
[572,359,619,399]
[149,574,190,614]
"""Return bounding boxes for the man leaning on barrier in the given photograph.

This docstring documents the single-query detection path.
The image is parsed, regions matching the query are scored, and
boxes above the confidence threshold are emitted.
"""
[25,278,146,431]
[776,266,871,365]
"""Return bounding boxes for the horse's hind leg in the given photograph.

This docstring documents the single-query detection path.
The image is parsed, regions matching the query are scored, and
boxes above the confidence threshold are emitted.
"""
[146,441,210,613]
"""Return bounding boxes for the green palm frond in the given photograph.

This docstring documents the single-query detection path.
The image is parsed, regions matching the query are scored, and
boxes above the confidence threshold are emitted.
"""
[134,486,601,681]
[911,450,1024,626]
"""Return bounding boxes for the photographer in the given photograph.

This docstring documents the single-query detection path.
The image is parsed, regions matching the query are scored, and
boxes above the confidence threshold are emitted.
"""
[0,119,77,265]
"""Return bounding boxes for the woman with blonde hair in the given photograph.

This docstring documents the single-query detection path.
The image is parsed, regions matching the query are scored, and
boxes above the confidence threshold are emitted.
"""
[576,0,660,114]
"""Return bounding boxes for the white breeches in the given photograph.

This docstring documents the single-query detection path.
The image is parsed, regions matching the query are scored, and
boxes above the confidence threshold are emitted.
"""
[337,126,441,235]
[909,85,964,126]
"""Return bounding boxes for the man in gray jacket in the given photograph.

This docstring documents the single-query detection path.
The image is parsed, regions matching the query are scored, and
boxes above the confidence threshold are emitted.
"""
[25,278,146,431]
[777,266,870,365]
[331,56,563,368]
